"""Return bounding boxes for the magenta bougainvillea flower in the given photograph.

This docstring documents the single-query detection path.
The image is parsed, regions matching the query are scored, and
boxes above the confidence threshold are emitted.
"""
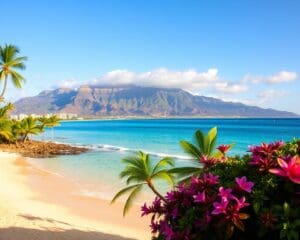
[235,176,254,193]
[211,197,228,215]
[248,141,283,171]
[269,156,300,184]
[199,155,218,168]
[139,138,300,239]
[217,144,231,155]
[218,187,233,200]
[193,191,206,203]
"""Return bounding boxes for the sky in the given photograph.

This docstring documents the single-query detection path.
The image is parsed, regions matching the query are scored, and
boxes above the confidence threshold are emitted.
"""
[1,0,300,114]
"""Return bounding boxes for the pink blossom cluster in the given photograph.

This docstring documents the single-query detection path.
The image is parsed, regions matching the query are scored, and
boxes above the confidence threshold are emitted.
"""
[141,174,254,239]
[248,141,283,171]
[248,141,300,184]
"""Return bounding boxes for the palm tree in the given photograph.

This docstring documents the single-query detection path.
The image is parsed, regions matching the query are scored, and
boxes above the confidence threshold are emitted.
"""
[112,151,174,216]
[38,115,60,141]
[48,115,60,141]
[20,116,42,142]
[0,119,13,142]
[169,127,219,181]
[11,120,22,143]
[0,103,15,119]
[0,44,27,101]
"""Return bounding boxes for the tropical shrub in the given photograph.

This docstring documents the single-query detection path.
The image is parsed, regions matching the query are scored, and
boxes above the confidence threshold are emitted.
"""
[115,127,300,240]
[112,151,174,216]
[0,103,60,143]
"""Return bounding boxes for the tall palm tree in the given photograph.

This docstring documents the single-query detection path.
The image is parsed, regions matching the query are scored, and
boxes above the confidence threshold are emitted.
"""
[112,151,174,216]
[0,44,27,101]
[20,116,42,142]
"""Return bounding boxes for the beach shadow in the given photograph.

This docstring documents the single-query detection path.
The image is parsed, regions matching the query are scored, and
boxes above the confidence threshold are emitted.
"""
[0,227,137,240]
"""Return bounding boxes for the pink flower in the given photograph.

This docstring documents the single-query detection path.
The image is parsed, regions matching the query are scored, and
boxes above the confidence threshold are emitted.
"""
[211,198,228,215]
[269,156,300,184]
[235,176,254,193]
[248,141,283,171]
[218,187,233,200]
[141,203,151,216]
[203,173,219,185]
[232,196,250,211]
[193,191,206,203]
[217,144,231,155]
[199,155,218,168]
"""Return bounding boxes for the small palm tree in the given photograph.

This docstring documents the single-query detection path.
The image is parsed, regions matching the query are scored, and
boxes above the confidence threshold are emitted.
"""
[0,103,15,119]
[180,127,218,159]
[0,119,13,142]
[38,115,60,141]
[170,127,219,181]
[20,116,42,142]
[11,120,22,142]
[112,151,174,216]
[0,44,27,101]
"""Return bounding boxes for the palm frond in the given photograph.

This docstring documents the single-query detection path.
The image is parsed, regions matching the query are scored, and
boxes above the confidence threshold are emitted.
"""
[195,130,205,155]
[152,170,174,186]
[205,127,217,156]
[111,183,143,204]
[152,157,174,175]
[122,185,143,216]
[168,166,201,177]
[179,140,201,159]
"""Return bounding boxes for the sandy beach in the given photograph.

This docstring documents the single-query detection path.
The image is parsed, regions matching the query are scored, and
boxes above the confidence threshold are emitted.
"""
[0,151,150,240]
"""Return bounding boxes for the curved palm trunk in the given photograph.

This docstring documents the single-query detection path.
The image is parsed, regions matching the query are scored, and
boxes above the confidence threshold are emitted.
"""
[0,76,8,101]
[147,180,167,202]
[23,133,29,143]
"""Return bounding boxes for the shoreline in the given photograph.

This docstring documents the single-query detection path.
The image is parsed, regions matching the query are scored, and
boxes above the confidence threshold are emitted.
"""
[0,151,150,240]
[60,116,300,122]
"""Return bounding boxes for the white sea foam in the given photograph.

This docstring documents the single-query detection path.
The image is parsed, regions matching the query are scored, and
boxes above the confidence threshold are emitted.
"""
[53,141,193,160]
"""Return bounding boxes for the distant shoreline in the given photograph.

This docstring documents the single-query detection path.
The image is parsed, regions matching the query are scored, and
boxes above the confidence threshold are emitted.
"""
[59,115,300,122]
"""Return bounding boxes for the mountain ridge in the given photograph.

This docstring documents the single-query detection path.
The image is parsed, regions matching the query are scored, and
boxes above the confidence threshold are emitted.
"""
[12,85,298,117]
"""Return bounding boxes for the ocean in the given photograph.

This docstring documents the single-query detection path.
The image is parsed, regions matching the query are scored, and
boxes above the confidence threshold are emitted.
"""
[30,118,300,200]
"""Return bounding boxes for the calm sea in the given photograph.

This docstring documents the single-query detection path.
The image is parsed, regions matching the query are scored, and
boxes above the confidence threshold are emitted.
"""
[31,118,300,200]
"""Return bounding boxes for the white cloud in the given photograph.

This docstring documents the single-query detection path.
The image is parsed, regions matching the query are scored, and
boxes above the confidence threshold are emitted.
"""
[55,68,297,99]
[92,68,220,92]
[59,79,80,88]
[244,71,298,84]
[256,89,288,104]
[90,68,251,95]
[214,82,248,94]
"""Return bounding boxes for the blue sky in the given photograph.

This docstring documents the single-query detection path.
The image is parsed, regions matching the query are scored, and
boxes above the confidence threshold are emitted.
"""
[1,0,300,113]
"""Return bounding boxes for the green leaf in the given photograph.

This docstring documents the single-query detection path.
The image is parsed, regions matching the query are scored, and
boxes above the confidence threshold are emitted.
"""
[123,185,143,216]
[283,202,290,216]
[111,184,142,203]
[195,130,205,154]
[179,140,201,159]
[152,170,174,186]
[152,157,174,174]
[168,166,201,176]
[205,127,217,156]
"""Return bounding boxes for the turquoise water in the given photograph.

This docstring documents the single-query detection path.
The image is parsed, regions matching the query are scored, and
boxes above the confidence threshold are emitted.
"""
[31,118,300,200]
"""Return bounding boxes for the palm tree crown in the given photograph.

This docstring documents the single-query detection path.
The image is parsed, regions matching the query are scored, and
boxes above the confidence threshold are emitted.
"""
[0,44,27,100]
[19,116,42,142]
[112,151,174,216]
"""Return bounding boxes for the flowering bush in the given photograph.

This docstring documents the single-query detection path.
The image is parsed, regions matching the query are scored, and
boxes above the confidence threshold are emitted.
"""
[142,137,300,240]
